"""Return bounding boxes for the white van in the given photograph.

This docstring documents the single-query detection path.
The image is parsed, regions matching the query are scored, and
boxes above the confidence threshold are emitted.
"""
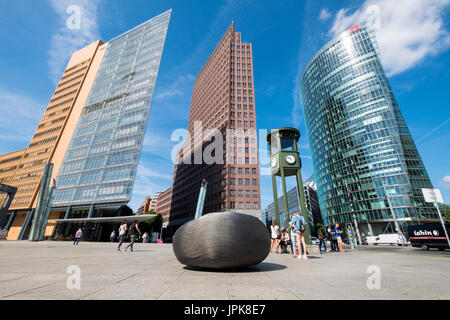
[366,234,408,246]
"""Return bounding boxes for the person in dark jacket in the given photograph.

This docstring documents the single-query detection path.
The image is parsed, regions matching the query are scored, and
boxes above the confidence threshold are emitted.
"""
[125,220,142,252]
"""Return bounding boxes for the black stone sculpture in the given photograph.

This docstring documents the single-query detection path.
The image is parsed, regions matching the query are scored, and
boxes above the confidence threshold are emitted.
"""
[172,211,271,269]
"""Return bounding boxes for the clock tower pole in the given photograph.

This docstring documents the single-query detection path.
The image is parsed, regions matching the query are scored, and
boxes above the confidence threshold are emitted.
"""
[266,128,311,244]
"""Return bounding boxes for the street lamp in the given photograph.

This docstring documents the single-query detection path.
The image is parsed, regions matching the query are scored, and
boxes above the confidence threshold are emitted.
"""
[382,181,401,235]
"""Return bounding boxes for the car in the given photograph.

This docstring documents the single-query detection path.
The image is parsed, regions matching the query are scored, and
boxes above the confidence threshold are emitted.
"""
[366,234,408,246]
[310,236,320,245]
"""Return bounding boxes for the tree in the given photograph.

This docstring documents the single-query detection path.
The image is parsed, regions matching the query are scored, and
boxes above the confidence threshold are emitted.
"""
[141,212,162,234]
[440,204,450,221]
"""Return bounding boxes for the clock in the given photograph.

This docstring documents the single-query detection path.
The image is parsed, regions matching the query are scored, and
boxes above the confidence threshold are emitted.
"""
[285,155,296,165]
[271,158,277,168]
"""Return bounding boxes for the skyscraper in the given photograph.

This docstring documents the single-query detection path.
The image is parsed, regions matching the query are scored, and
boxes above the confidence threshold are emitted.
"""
[300,24,437,236]
[0,10,171,240]
[0,40,105,240]
[167,23,261,234]
[53,11,170,208]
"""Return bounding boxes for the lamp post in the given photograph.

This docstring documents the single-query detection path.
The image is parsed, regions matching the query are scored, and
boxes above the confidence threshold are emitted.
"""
[194,179,208,220]
[267,128,311,244]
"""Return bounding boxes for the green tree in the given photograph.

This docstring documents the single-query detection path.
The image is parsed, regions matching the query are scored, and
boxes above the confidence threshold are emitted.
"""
[141,212,162,234]
[440,204,450,221]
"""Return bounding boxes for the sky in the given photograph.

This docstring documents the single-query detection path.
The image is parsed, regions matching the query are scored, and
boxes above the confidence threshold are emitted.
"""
[0,0,449,211]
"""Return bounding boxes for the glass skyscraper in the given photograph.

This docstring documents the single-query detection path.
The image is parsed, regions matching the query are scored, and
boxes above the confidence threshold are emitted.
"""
[300,24,437,235]
[53,10,171,207]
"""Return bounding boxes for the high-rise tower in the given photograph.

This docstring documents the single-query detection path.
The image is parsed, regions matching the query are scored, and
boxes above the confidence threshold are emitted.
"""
[0,10,171,240]
[300,24,437,236]
[167,23,261,235]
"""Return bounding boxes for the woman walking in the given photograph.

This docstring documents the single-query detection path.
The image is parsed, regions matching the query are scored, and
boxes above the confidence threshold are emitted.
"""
[270,220,281,253]
[73,228,82,245]
[117,219,127,251]
[291,211,308,260]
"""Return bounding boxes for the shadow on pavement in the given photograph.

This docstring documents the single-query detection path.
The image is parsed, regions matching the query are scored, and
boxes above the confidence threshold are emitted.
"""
[183,262,287,273]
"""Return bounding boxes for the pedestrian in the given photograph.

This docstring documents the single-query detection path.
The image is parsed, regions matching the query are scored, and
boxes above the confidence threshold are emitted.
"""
[117,219,127,251]
[73,228,82,245]
[289,215,298,257]
[125,220,142,252]
[270,220,281,253]
[110,230,116,242]
[335,223,343,252]
[142,232,149,243]
[329,227,337,251]
[279,228,290,253]
[291,211,308,260]
[317,225,327,254]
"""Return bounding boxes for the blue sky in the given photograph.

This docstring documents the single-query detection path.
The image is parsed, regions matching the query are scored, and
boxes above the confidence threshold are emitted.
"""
[0,0,449,211]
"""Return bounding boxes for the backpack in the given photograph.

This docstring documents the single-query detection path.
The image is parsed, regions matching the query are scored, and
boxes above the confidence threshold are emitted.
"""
[298,217,306,233]
[295,215,306,233]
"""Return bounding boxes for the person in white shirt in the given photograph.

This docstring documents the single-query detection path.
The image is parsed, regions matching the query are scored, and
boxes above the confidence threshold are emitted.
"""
[117,219,128,251]
[270,220,281,253]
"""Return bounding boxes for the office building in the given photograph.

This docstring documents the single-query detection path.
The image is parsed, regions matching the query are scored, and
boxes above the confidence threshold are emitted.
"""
[0,10,171,240]
[262,179,322,235]
[299,24,437,236]
[0,40,105,240]
[167,23,261,234]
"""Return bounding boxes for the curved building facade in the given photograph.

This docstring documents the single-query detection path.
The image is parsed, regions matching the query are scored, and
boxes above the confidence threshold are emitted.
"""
[300,24,437,235]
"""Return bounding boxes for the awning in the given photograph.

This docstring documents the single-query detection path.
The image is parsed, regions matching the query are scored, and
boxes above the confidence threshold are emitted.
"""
[48,214,157,224]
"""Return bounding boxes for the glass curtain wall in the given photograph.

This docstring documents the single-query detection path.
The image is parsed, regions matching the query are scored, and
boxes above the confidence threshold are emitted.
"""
[54,10,171,206]
[300,24,436,234]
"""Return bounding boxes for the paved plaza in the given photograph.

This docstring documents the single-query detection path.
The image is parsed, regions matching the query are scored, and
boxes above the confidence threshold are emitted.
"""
[0,241,449,300]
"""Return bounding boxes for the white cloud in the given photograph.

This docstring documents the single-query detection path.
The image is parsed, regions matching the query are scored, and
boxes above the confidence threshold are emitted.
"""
[0,88,46,152]
[154,74,195,102]
[319,8,332,21]
[330,0,450,76]
[48,0,102,84]
[440,175,450,188]
[291,81,302,127]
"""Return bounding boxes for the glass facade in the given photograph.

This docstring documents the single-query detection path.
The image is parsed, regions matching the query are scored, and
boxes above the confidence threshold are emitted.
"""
[53,10,171,206]
[300,24,437,234]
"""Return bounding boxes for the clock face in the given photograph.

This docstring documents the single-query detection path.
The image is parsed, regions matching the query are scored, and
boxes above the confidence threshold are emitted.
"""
[286,155,296,165]
[271,158,277,168]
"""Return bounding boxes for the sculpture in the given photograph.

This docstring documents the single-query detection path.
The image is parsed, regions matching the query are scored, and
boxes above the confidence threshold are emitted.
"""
[172,211,270,269]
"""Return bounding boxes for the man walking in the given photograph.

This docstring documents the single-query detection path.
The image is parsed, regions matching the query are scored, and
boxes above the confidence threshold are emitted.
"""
[125,220,142,252]
[117,219,127,251]
[317,225,327,254]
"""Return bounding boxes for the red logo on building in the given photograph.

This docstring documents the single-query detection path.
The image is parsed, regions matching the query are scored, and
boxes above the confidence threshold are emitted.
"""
[349,24,361,33]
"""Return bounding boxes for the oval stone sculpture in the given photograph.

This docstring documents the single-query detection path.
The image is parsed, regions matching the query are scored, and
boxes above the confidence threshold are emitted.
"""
[172,211,271,269]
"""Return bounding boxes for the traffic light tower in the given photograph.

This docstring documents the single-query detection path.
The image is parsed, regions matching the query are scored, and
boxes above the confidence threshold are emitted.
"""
[267,127,311,244]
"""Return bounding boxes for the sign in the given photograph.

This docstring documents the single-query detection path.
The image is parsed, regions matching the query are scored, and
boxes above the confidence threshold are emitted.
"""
[421,188,444,203]
[349,24,361,33]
